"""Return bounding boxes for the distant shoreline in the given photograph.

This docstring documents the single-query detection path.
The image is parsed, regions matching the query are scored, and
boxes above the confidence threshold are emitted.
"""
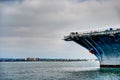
[0,58,98,62]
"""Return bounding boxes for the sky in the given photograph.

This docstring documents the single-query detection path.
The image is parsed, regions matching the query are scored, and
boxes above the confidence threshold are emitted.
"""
[0,0,120,59]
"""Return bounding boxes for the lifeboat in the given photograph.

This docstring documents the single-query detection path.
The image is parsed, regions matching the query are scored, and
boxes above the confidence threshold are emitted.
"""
[89,49,95,54]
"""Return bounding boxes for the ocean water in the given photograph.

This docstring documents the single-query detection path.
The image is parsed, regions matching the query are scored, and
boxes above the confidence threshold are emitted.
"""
[0,61,120,80]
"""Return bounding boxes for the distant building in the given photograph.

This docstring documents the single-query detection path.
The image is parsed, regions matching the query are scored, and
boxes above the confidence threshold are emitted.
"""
[26,57,39,61]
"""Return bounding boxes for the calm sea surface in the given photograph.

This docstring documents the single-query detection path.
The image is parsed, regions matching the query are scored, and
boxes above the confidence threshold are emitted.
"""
[0,61,120,80]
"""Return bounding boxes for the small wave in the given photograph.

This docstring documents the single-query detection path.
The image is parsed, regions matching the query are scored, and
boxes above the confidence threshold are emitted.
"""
[62,67,100,72]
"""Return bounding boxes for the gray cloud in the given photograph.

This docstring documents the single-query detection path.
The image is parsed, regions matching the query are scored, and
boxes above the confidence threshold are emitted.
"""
[0,0,120,58]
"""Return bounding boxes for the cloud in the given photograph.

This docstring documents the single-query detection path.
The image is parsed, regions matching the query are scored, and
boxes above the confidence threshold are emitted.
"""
[0,0,120,58]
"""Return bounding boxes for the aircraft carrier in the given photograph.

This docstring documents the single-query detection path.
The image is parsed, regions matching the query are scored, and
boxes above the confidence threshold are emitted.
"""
[64,28,120,68]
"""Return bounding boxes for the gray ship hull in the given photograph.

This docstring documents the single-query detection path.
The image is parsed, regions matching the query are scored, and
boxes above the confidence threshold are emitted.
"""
[64,28,120,67]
